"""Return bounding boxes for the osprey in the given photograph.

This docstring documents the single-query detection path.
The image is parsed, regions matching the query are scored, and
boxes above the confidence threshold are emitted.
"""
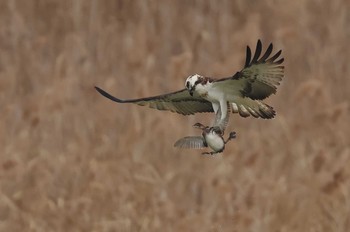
[95,40,284,128]
[174,123,237,155]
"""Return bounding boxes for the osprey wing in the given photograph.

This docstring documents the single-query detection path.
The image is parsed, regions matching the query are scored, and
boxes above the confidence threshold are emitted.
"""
[238,40,284,100]
[216,40,284,100]
[174,136,207,149]
[95,87,213,115]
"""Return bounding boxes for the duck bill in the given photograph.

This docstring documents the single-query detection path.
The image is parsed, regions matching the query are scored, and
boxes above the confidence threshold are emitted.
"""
[189,87,195,96]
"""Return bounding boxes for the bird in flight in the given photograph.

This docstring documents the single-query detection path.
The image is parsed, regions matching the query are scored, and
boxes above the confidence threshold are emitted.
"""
[174,103,236,155]
[95,40,284,129]
[174,123,237,155]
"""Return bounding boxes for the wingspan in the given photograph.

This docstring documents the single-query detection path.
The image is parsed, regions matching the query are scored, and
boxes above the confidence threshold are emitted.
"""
[95,87,214,115]
[174,136,207,149]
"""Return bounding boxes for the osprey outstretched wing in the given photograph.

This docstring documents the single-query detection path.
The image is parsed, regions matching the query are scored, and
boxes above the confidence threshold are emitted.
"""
[95,40,284,120]
[215,40,284,100]
[209,40,284,118]
[95,87,214,115]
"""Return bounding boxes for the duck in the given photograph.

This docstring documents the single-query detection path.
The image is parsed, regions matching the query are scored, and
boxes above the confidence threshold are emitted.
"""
[174,123,236,155]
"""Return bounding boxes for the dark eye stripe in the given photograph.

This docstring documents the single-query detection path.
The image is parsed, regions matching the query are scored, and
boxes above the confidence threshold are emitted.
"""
[194,80,201,85]
[186,82,190,89]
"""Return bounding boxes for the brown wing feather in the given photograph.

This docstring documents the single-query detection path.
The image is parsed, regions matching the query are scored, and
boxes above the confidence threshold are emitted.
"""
[212,40,284,119]
[216,40,284,101]
[95,87,214,115]
[239,40,284,100]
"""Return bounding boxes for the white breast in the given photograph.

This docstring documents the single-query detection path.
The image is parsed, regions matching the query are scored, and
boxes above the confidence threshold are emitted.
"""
[205,132,225,152]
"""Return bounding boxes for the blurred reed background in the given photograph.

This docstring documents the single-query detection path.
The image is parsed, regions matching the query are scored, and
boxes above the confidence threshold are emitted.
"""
[0,0,349,231]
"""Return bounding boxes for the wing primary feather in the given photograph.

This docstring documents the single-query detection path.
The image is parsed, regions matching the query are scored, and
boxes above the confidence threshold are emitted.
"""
[95,86,185,103]
[95,86,126,103]
[267,50,282,62]
[251,40,262,64]
[259,43,273,62]
[245,46,252,67]
[274,58,284,65]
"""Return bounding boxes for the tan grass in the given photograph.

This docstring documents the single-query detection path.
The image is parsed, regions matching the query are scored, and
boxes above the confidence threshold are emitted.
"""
[0,0,350,231]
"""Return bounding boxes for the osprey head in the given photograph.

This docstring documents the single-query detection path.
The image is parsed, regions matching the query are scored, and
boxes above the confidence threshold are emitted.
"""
[185,74,203,96]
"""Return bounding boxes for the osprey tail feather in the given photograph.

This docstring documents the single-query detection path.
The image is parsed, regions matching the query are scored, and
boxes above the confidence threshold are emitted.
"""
[231,98,275,119]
